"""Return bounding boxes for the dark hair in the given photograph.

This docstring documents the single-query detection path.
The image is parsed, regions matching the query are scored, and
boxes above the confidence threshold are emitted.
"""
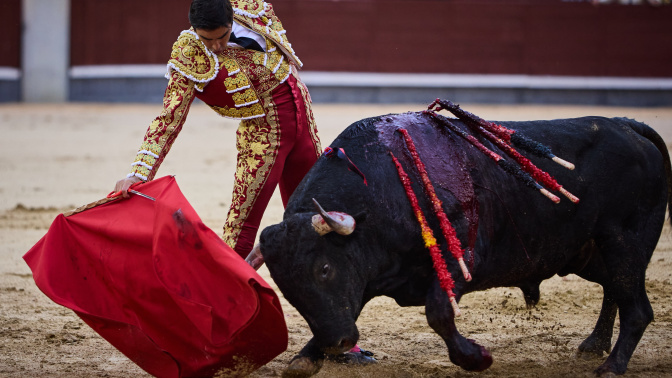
[189,0,233,30]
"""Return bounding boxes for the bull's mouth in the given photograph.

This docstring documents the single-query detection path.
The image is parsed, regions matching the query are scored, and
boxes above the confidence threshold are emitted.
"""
[310,321,359,356]
[321,336,357,355]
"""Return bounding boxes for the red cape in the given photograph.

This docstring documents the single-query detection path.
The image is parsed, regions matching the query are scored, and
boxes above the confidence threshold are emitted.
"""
[24,176,287,377]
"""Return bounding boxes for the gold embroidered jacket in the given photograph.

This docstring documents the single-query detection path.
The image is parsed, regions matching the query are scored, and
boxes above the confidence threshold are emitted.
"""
[129,0,302,181]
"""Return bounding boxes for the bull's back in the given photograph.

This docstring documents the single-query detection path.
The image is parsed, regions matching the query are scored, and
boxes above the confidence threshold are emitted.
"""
[504,116,667,211]
[467,116,669,285]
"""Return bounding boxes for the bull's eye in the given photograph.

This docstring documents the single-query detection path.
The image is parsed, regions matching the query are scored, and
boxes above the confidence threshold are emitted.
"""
[321,263,330,278]
[314,260,333,283]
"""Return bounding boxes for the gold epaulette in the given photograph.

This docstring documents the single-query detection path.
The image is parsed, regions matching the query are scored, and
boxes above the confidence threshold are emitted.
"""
[166,30,219,92]
[231,0,303,68]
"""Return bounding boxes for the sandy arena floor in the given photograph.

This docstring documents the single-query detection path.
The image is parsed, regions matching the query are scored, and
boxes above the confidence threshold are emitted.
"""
[1,102,672,377]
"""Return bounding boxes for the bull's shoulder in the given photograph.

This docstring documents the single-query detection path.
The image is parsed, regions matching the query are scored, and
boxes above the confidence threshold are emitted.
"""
[336,115,385,141]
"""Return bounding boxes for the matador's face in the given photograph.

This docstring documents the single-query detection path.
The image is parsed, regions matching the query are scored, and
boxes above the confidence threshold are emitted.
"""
[195,24,232,55]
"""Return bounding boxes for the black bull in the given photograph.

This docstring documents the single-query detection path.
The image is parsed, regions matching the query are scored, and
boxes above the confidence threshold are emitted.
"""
[259,110,672,377]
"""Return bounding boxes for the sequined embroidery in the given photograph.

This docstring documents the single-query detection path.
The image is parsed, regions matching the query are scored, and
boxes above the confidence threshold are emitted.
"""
[232,88,260,107]
[166,30,219,92]
[224,74,251,93]
[209,103,266,120]
[223,96,280,249]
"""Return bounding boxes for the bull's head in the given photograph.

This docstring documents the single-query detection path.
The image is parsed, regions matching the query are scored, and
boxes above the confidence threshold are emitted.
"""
[260,199,368,356]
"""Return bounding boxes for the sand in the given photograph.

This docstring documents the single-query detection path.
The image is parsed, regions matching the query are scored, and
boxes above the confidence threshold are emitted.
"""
[1,102,671,377]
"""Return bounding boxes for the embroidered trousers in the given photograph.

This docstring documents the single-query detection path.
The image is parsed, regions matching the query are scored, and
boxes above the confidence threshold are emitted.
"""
[223,75,321,258]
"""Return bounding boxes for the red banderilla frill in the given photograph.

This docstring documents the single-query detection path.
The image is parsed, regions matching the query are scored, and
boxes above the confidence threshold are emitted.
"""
[323,146,368,186]
[390,151,462,317]
[398,128,472,282]
[428,99,575,171]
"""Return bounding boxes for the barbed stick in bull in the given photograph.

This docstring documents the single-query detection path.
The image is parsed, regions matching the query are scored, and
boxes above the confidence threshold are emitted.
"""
[428,98,576,170]
[427,100,579,203]
[390,151,461,317]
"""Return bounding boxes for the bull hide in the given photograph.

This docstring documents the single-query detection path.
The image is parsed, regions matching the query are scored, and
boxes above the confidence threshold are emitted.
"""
[260,105,671,377]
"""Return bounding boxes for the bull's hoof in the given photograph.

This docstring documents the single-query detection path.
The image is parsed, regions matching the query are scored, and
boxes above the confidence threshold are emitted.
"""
[469,343,493,372]
[578,337,611,359]
[451,339,493,372]
[594,361,626,377]
[282,356,324,378]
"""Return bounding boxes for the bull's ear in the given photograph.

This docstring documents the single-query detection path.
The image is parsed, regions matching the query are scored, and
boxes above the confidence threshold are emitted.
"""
[354,211,367,224]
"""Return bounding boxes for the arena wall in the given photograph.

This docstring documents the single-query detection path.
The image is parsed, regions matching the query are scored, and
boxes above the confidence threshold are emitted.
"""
[4,0,672,104]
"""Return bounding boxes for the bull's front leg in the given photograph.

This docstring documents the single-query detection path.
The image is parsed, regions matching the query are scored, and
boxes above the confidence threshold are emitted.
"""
[283,337,325,378]
[425,280,492,372]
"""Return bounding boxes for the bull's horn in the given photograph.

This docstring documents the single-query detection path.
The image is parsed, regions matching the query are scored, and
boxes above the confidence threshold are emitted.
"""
[311,198,356,236]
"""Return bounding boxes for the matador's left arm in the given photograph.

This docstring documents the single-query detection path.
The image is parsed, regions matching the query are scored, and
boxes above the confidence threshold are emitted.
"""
[127,70,196,181]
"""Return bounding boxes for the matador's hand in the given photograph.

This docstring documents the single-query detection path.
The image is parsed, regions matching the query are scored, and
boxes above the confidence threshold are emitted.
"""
[114,176,143,199]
